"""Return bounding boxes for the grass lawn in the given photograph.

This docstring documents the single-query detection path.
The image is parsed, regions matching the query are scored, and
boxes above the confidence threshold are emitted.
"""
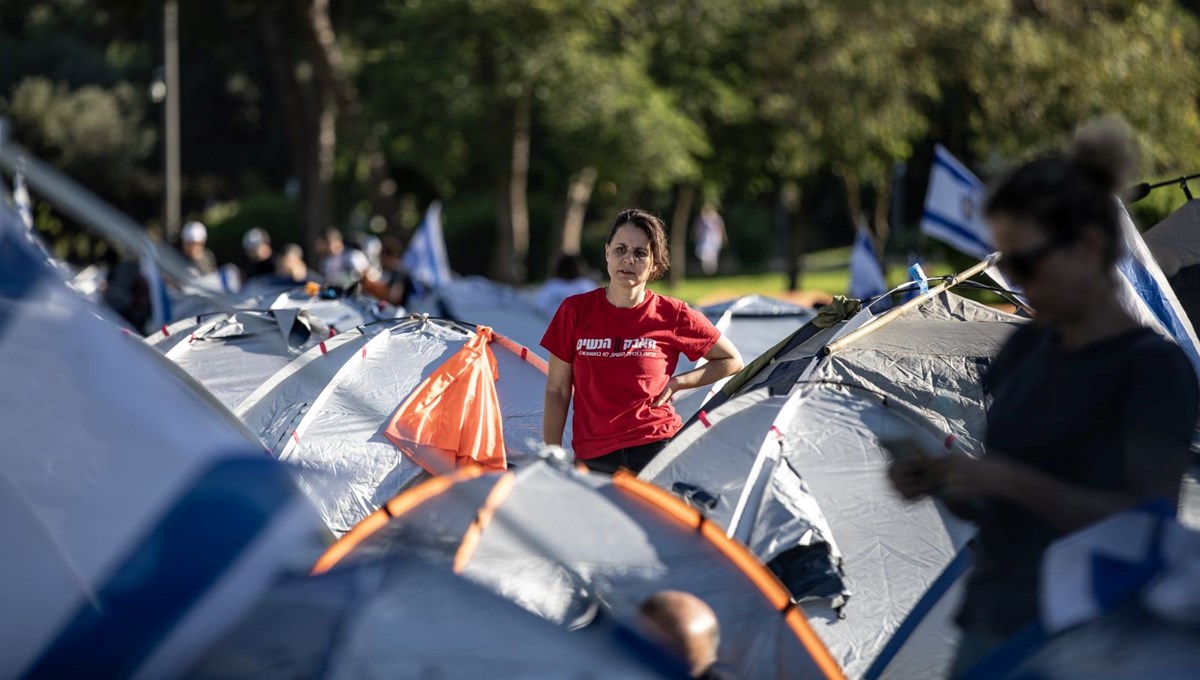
[650,247,959,306]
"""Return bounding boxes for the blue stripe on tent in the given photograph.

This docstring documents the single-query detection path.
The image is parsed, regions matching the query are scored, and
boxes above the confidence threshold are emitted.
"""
[23,457,298,679]
[933,147,983,189]
[1118,257,1200,373]
[0,224,48,301]
[921,210,994,254]
[864,545,972,680]
[0,215,56,339]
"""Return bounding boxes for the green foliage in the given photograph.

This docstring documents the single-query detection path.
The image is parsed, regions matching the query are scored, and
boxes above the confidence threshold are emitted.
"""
[203,192,301,264]
[6,77,154,194]
[3,0,1200,277]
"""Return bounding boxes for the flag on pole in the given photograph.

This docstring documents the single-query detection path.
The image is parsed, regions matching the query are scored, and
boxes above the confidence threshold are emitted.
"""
[848,227,887,300]
[920,145,994,260]
[1114,199,1200,377]
[13,172,33,229]
[402,200,452,297]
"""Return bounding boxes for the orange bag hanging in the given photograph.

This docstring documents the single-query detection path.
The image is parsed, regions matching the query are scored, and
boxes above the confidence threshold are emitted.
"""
[384,325,507,475]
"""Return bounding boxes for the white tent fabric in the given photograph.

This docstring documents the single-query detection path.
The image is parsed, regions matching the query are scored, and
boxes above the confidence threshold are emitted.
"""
[673,295,816,420]
[162,309,329,411]
[325,461,841,680]
[641,292,1022,678]
[0,208,323,678]
[188,552,679,679]
[235,317,563,534]
[143,312,230,353]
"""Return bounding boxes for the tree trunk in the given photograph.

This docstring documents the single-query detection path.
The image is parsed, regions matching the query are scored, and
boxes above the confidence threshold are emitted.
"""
[299,0,399,233]
[780,181,803,291]
[668,185,695,289]
[489,94,532,284]
[551,165,597,269]
[510,93,531,281]
[259,8,329,262]
[872,172,892,258]
[841,164,864,232]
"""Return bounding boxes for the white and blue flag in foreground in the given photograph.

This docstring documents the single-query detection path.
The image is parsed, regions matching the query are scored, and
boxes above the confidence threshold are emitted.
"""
[402,200,452,297]
[849,226,887,300]
[920,145,994,260]
[1115,200,1200,378]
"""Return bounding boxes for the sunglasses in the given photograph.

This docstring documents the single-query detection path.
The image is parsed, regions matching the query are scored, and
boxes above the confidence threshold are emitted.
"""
[997,240,1066,281]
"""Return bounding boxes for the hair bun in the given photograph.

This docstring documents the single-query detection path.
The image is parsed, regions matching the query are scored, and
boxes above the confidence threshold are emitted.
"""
[1070,117,1139,194]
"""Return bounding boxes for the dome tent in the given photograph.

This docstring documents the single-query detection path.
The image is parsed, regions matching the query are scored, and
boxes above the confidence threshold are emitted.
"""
[233,316,564,534]
[642,281,1024,678]
[315,461,846,680]
[0,204,324,677]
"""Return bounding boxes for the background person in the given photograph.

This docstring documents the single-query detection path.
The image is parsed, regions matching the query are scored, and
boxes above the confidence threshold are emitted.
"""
[540,209,743,474]
[692,203,726,276]
[180,220,216,275]
[319,228,369,288]
[888,120,1200,676]
[240,227,274,281]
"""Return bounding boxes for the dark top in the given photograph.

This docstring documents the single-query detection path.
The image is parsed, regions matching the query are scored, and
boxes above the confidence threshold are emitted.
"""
[959,322,1198,636]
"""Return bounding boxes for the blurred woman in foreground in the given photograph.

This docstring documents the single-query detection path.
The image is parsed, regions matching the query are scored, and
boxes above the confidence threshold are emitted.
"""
[889,121,1199,675]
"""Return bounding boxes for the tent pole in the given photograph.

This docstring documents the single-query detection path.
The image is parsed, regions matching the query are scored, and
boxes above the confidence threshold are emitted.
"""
[824,254,999,355]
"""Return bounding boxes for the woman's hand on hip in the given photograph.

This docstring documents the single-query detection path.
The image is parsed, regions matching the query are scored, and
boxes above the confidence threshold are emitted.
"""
[652,377,683,407]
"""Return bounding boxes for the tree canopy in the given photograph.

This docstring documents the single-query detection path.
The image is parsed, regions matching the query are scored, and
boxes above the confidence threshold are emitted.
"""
[2,0,1198,280]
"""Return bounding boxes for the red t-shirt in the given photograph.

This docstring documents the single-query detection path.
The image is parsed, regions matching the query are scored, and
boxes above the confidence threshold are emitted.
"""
[540,288,720,459]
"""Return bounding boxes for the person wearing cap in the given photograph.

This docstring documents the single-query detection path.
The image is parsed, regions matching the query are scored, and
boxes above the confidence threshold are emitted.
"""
[241,227,275,281]
[180,220,217,275]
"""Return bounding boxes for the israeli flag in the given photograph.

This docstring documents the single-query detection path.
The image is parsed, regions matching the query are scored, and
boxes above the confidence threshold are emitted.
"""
[13,172,33,229]
[1115,199,1200,378]
[920,145,994,260]
[402,200,452,296]
[849,227,887,300]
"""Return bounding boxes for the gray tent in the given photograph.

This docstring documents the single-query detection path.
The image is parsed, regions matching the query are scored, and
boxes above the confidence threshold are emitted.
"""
[234,317,564,534]
[0,208,325,677]
[672,295,817,420]
[143,311,230,353]
[167,283,397,332]
[189,552,682,679]
[160,309,330,411]
[316,460,845,680]
[641,290,1024,678]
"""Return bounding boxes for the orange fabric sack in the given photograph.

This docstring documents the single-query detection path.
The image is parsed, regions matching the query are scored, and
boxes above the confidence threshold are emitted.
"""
[384,325,507,475]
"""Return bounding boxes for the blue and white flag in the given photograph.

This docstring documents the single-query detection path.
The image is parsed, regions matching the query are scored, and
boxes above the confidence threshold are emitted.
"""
[1115,199,1200,378]
[13,172,33,229]
[920,145,994,260]
[402,200,452,296]
[849,227,887,300]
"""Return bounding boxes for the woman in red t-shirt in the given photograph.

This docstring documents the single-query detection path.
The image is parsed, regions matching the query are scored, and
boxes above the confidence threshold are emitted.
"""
[541,209,744,473]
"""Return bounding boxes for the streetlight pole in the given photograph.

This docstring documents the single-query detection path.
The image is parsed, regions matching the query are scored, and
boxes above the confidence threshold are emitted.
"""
[164,0,181,243]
